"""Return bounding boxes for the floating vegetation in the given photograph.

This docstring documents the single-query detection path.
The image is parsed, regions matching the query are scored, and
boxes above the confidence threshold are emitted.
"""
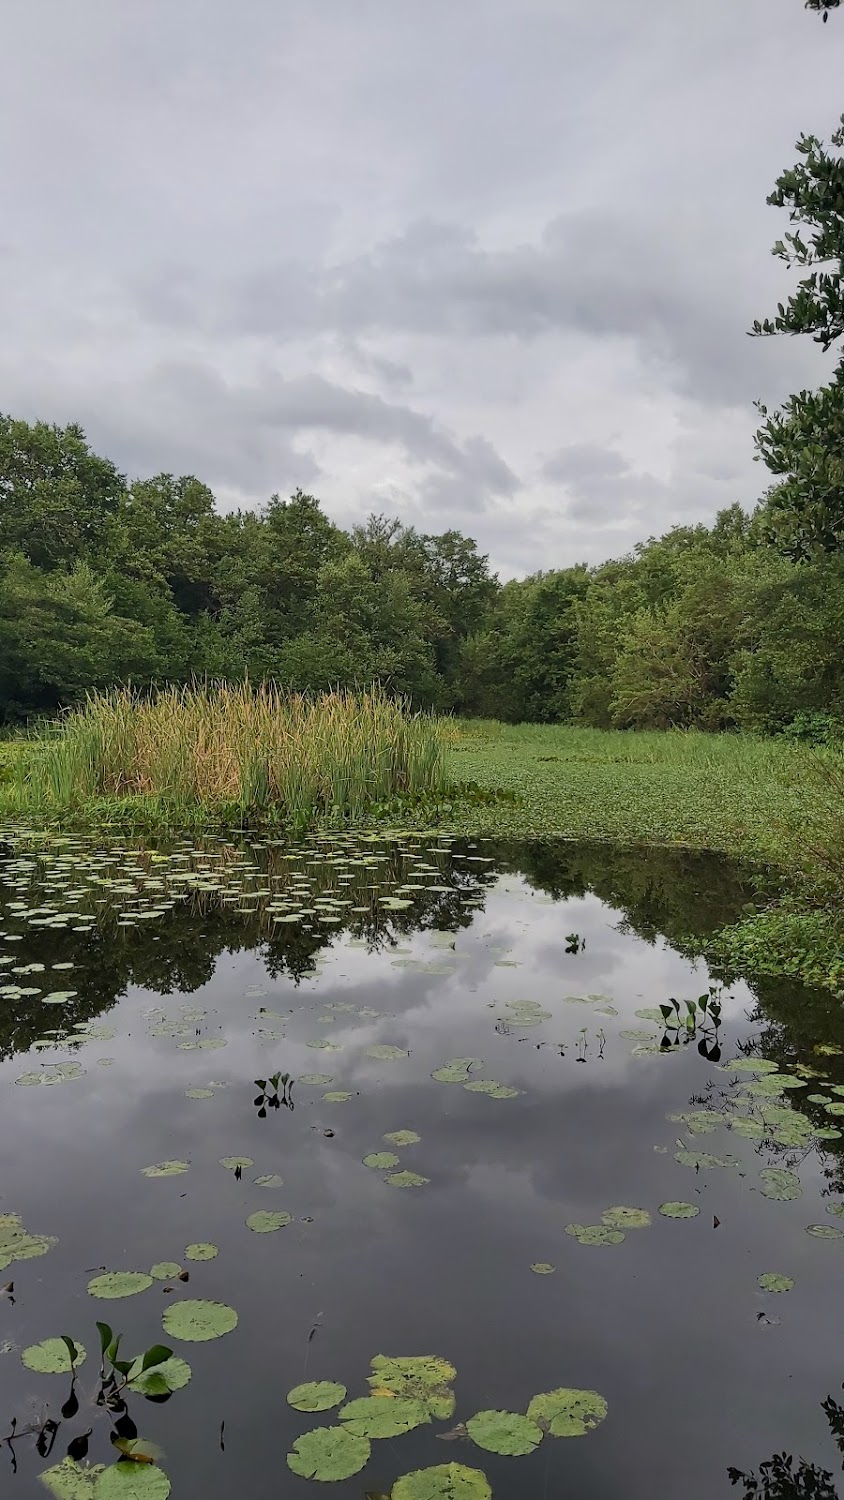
[129,1355,192,1396]
[254,1174,284,1188]
[530,1262,555,1274]
[287,1380,347,1413]
[392,1464,491,1500]
[140,1161,189,1178]
[759,1168,803,1201]
[526,1386,608,1437]
[386,1170,430,1188]
[384,1130,421,1147]
[245,1211,291,1233]
[466,1409,543,1455]
[219,1157,253,1171]
[758,1273,795,1292]
[658,1202,700,1219]
[15,1062,84,1087]
[287,1426,371,1482]
[22,1337,86,1374]
[322,1090,353,1102]
[87,1272,153,1299]
[463,1080,522,1099]
[0,1212,58,1269]
[366,1043,410,1060]
[601,1206,651,1230]
[432,1058,482,1083]
[806,1224,844,1239]
[339,1394,430,1438]
[674,1150,738,1170]
[299,1074,333,1086]
[184,1243,218,1261]
[150,1262,183,1281]
[363,1152,401,1170]
[162,1299,238,1342]
[565,1224,625,1246]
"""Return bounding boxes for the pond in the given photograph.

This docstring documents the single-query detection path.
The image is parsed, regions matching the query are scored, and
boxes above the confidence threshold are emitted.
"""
[1,828,844,1499]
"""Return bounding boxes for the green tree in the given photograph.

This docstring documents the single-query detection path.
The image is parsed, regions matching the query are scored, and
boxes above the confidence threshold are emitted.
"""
[0,414,126,569]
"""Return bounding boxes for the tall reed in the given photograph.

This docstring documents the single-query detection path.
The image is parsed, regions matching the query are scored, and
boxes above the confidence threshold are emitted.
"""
[16,684,447,825]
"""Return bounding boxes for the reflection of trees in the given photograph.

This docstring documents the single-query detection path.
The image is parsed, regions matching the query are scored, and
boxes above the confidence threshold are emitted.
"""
[729,1383,844,1496]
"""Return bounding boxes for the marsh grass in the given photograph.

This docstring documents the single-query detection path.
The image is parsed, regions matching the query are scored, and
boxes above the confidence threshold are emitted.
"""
[11,684,447,827]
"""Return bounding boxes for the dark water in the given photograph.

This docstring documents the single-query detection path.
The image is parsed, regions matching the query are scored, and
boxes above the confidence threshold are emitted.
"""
[2,830,844,1499]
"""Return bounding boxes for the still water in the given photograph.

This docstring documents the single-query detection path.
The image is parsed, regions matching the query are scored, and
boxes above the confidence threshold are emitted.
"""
[1,829,844,1499]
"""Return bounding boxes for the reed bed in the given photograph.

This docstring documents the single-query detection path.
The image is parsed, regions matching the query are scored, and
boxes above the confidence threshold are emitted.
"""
[15,684,447,825]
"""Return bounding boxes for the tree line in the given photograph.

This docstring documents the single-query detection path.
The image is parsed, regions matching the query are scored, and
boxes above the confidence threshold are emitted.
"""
[1,92,843,739]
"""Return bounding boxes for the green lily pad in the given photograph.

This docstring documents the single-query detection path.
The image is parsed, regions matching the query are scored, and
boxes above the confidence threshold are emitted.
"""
[150,1263,182,1281]
[141,1161,189,1178]
[88,1272,153,1300]
[385,1171,429,1188]
[246,1211,291,1233]
[299,1074,333,1086]
[726,1058,780,1073]
[634,1008,666,1023]
[363,1152,401,1170]
[466,1410,542,1456]
[287,1426,370,1482]
[162,1298,238,1342]
[384,1130,421,1147]
[92,1465,171,1500]
[323,1091,353,1102]
[463,1080,522,1099]
[219,1157,253,1171]
[526,1386,608,1438]
[22,1338,86,1374]
[530,1262,555,1274]
[253,1174,284,1188]
[758,1273,795,1292]
[601,1206,651,1230]
[728,1117,765,1139]
[366,1044,409,1060]
[759,1168,802,1201]
[806,1224,844,1239]
[431,1058,482,1083]
[565,1224,624,1245]
[339,1394,430,1438]
[658,1202,700,1219]
[667,1110,721,1134]
[827,1203,844,1218]
[674,1150,738,1169]
[369,1354,457,1390]
[127,1356,192,1396]
[185,1088,215,1100]
[287,1380,347,1413]
[39,1458,104,1498]
[392,1463,492,1500]
[185,1243,218,1261]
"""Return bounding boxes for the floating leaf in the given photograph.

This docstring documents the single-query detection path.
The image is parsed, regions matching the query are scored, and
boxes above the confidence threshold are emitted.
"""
[287,1426,370,1482]
[384,1131,420,1147]
[339,1395,430,1438]
[299,1074,333,1086]
[391,1463,491,1500]
[658,1202,700,1219]
[127,1356,192,1396]
[759,1168,802,1201]
[150,1263,182,1282]
[726,1058,780,1074]
[219,1157,253,1171]
[530,1263,555,1275]
[88,1273,153,1300]
[184,1243,218,1261]
[466,1410,542,1456]
[674,1151,737,1170]
[93,1465,171,1500]
[253,1174,283,1188]
[463,1081,521,1099]
[323,1091,353,1103]
[806,1224,844,1239]
[564,1224,624,1246]
[758,1273,794,1293]
[184,1088,214,1100]
[287,1380,347,1413]
[363,1152,400,1170]
[162,1299,238,1342]
[39,1457,104,1498]
[431,1059,481,1084]
[601,1206,651,1230]
[526,1387,608,1438]
[246,1211,291,1233]
[140,1162,189,1179]
[385,1171,429,1188]
[22,1337,87,1374]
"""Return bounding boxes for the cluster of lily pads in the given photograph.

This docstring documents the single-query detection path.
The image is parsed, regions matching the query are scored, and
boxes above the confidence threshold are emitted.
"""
[283,1353,608,1490]
[0,1211,58,1271]
[430,1057,521,1099]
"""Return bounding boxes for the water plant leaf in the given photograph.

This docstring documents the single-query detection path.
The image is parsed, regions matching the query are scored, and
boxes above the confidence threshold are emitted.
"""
[219,1157,253,1171]
[366,1045,409,1061]
[806,1224,844,1238]
[564,1224,624,1246]
[39,1458,104,1498]
[287,1380,347,1413]
[162,1299,238,1342]
[758,1273,794,1292]
[385,1171,429,1188]
[299,1074,333,1086]
[674,1150,737,1169]
[759,1168,802,1201]
[287,1426,370,1482]
[127,1356,192,1396]
[431,1059,481,1084]
[253,1174,284,1188]
[726,1059,781,1073]
[526,1387,608,1438]
[339,1395,430,1438]
[184,1243,218,1261]
[323,1091,353,1102]
[184,1088,214,1100]
[22,1337,87,1374]
[530,1263,555,1274]
[384,1131,420,1147]
[140,1162,189,1178]
[149,1264,182,1282]
[658,1202,700,1219]
[93,1464,171,1500]
[88,1273,153,1300]
[245,1211,291,1233]
[601,1206,651,1230]
[363,1152,400,1170]
[391,1463,491,1500]
[465,1410,542,1456]
[463,1081,522,1099]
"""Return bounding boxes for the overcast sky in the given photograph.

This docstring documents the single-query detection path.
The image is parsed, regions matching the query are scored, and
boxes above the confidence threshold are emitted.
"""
[2,0,843,577]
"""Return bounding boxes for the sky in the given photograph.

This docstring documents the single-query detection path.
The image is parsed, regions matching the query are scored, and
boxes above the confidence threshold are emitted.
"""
[1,0,843,579]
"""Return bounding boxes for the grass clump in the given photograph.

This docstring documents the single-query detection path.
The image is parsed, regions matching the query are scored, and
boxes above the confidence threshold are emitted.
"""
[11,683,446,829]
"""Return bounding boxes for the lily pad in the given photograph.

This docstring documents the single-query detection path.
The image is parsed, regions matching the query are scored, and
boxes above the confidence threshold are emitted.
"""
[366,1044,409,1060]
[565,1224,624,1246]
[466,1410,542,1456]
[299,1074,333,1086]
[93,1465,171,1500]
[463,1080,522,1099]
[392,1463,491,1500]
[526,1386,608,1438]
[658,1202,700,1219]
[759,1168,802,1201]
[254,1174,284,1188]
[363,1151,401,1170]
[185,1088,215,1100]
[88,1272,153,1300]
[530,1262,555,1274]
[385,1171,430,1188]
[432,1058,482,1084]
[39,1458,104,1498]
[287,1426,370,1482]
[162,1298,238,1342]
[339,1394,430,1437]
[323,1091,353,1102]
[150,1263,182,1281]
[246,1211,291,1233]
[726,1058,780,1073]
[219,1157,253,1171]
[141,1161,189,1178]
[287,1380,347,1413]
[185,1243,218,1261]
[22,1338,87,1374]
[674,1150,737,1169]
[384,1130,421,1147]
[806,1224,844,1239]
[127,1355,192,1396]
[601,1206,651,1230]
[758,1273,795,1292]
